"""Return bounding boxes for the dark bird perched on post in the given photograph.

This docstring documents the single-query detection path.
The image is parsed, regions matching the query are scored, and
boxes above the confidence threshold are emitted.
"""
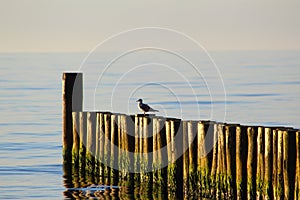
[136,99,159,115]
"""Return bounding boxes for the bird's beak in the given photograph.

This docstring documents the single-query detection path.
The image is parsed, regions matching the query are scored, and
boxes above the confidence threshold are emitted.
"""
[136,100,139,102]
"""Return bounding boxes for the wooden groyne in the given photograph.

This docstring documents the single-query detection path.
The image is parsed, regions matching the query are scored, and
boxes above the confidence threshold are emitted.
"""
[62,72,300,199]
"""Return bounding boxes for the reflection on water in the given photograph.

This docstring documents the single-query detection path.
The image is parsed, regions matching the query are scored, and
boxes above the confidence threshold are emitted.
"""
[62,162,169,199]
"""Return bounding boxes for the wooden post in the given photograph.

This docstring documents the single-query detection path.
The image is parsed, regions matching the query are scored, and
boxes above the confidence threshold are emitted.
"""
[165,119,173,196]
[139,115,152,192]
[197,122,205,196]
[110,114,119,186]
[283,129,289,200]
[139,116,144,171]
[188,121,197,175]
[117,114,123,181]
[256,126,264,199]
[120,115,129,174]
[246,126,257,200]
[94,112,101,179]
[79,112,87,176]
[72,112,80,166]
[171,120,177,163]
[173,119,183,200]
[235,125,242,200]
[236,125,247,200]
[182,121,189,195]
[197,122,206,169]
[117,115,126,190]
[99,113,105,181]
[158,118,167,194]
[152,116,166,194]
[156,118,165,164]
[71,111,80,188]
[210,123,219,197]
[283,129,296,200]
[217,123,226,174]
[295,130,300,199]
[216,123,226,198]
[216,123,222,197]
[225,124,236,198]
[166,120,172,165]
[211,123,218,178]
[62,72,83,164]
[272,128,278,199]
[264,127,272,199]
[134,115,140,186]
[197,121,214,197]
[86,112,96,176]
[104,113,111,184]
[152,116,158,193]
[277,129,284,199]
[126,115,135,193]
[167,118,183,199]
[143,117,150,172]
[153,117,158,169]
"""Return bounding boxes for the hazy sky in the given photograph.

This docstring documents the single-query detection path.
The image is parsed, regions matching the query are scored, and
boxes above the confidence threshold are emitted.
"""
[0,0,299,52]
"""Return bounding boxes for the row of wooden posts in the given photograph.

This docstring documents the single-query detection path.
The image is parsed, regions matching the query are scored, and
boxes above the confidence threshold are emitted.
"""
[62,73,300,199]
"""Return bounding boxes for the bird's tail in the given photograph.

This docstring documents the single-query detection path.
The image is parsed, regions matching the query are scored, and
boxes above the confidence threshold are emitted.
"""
[149,108,159,112]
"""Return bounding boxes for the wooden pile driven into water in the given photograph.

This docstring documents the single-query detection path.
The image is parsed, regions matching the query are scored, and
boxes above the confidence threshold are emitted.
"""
[62,72,300,199]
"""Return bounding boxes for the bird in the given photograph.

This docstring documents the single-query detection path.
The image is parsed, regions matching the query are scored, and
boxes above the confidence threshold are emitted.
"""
[136,99,159,115]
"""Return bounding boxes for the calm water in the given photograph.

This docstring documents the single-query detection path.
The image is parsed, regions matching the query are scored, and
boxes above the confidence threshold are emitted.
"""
[0,50,299,199]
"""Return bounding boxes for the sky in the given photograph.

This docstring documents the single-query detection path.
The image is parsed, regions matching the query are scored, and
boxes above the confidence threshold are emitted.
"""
[0,0,299,52]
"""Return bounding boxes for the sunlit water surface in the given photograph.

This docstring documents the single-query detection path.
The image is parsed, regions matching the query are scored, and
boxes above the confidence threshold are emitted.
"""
[0,50,299,199]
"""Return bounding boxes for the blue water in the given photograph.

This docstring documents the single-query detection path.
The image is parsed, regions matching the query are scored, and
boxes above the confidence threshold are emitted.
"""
[0,50,299,199]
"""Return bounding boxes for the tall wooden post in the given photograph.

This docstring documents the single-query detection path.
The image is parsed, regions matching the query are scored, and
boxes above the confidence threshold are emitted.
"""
[62,72,83,164]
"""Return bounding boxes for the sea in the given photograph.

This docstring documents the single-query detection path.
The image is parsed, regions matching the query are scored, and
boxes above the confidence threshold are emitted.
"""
[0,50,299,199]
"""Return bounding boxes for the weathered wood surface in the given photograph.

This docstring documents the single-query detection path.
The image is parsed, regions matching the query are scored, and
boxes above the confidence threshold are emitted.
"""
[62,72,82,163]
